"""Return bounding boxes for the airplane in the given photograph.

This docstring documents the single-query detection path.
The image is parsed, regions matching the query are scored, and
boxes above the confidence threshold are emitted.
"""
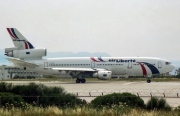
[4,28,175,83]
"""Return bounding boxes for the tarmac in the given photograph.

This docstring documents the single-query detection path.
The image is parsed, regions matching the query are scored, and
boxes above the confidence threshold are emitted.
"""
[3,80,180,107]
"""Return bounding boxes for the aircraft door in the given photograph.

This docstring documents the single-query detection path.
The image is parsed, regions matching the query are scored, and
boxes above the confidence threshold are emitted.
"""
[44,62,48,68]
[91,62,95,68]
[158,61,162,68]
[128,61,132,68]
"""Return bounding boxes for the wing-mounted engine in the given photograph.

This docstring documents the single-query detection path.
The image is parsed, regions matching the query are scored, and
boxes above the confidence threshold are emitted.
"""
[93,71,112,80]
[5,48,47,59]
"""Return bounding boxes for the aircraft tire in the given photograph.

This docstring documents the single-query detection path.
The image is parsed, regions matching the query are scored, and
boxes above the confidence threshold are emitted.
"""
[81,79,86,83]
[147,80,151,83]
[76,79,80,83]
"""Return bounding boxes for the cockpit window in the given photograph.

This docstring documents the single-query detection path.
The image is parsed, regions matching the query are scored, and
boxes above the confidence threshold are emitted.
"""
[165,62,171,65]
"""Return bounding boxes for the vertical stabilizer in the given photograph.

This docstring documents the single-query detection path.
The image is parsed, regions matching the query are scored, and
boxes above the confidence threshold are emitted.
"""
[7,28,34,49]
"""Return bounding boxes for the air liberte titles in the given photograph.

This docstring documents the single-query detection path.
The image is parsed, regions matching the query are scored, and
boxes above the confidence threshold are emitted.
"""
[108,59,136,63]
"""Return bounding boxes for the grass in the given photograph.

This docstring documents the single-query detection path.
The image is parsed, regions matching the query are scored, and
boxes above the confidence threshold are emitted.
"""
[0,81,179,116]
[0,106,179,116]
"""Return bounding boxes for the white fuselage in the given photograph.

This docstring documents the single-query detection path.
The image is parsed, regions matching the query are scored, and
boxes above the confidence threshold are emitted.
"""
[16,57,174,77]
[5,28,175,83]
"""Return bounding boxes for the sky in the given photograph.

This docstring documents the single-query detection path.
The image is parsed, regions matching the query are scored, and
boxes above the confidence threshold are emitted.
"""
[0,0,180,61]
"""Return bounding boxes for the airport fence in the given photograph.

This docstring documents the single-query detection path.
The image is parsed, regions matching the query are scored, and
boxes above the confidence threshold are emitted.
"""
[66,88,180,97]
[71,88,180,107]
[0,94,179,108]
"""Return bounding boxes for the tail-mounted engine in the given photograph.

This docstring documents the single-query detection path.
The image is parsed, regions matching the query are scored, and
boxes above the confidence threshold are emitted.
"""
[5,47,47,59]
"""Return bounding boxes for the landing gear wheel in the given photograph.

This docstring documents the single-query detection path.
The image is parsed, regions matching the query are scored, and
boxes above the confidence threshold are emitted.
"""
[76,79,80,83]
[81,79,86,83]
[147,80,151,83]
[76,78,86,83]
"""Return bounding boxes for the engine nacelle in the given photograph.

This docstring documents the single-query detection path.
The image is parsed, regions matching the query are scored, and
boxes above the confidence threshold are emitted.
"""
[5,47,20,53]
[93,71,112,80]
[5,48,47,59]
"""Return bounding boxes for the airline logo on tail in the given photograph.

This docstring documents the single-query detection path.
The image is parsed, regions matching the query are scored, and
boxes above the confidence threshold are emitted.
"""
[7,28,19,40]
[7,28,34,49]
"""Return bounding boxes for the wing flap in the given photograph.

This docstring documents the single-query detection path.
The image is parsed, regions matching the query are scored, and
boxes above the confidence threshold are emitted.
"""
[6,58,38,68]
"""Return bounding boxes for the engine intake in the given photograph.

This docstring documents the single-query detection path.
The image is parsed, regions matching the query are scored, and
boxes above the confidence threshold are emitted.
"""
[93,71,112,80]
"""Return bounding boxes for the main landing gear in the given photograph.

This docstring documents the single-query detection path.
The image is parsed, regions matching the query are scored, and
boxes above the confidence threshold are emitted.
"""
[76,78,86,83]
[147,79,151,83]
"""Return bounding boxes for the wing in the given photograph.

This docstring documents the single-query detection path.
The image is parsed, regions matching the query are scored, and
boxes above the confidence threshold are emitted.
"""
[6,58,38,68]
[7,58,107,73]
[52,68,96,72]
[51,68,108,76]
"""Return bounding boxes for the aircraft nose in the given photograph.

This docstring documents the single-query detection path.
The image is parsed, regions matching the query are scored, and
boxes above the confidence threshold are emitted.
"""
[170,64,175,71]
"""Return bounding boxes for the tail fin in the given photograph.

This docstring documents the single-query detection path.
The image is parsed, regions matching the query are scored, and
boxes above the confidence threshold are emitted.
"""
[7,28,34,49]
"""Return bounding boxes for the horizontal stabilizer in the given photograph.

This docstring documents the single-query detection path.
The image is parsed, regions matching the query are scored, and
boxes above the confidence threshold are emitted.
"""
[6,58,38,68]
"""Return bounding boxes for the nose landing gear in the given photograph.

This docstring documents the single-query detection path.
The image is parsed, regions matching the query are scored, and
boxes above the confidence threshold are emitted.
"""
[147,79,151,83]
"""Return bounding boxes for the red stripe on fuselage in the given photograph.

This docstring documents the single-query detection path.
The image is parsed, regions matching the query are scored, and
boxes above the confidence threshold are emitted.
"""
[7,28,16,39]
[138,63,147,76]
[24,41,28,49]
[91,57,99,62]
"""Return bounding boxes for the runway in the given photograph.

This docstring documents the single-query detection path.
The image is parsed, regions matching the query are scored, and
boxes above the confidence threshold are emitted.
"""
[3,80,180,107]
